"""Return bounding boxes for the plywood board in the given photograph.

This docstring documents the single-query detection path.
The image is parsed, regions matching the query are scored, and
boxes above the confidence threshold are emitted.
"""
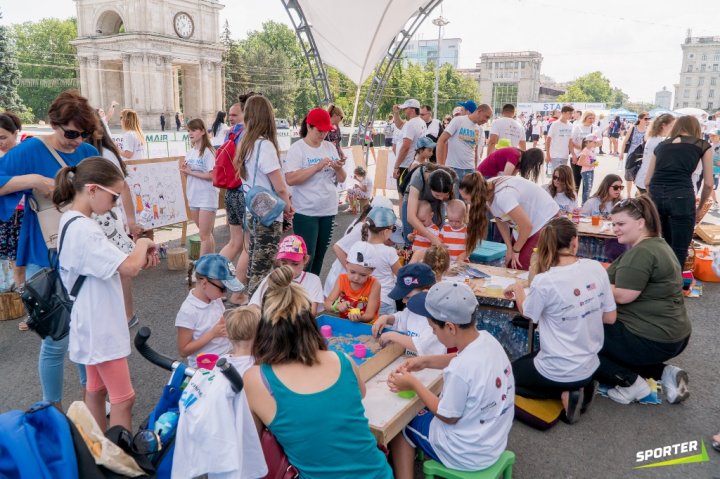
[125,157,189,229]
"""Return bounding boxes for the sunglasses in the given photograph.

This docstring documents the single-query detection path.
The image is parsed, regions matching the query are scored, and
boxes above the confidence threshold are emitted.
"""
[552,176,563,181]
[207,279,227,293]
[610,184,624,191]
[59,124,92,139]
[87,183,121,203]
[117,428,162,456]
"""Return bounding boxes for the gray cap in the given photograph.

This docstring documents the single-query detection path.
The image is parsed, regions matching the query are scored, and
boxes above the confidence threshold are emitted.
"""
[408,281,477,324]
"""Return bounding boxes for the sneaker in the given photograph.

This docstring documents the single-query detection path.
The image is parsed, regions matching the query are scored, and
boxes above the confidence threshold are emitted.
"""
[581,380,599,414]
[128,314,139,329]
[607,376,651,404]
[661,365,689,404]
[561,389,584,424]
[105,400,111,417]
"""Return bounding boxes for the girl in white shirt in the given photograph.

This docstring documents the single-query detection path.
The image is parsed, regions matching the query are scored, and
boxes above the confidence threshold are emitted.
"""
[53,157,159,431]
[119,109,146,160]
[504,217,616,424]
[543,164,577,213]
[181,118,217,256]
[361,206,402,314]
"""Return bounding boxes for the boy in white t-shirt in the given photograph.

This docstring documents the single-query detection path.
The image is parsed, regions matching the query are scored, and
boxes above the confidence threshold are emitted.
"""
[371,264,445,356]
[388,282,515,474]
[176,254,244,368]
[545,106,575,172]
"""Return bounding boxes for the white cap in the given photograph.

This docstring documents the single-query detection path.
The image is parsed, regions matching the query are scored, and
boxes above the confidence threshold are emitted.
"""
[399,99,421,109]
[346,241,377,269]
[371,196,394,210]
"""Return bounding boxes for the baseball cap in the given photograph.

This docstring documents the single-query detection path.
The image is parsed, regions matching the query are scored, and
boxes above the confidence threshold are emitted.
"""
[194,254,244,292]
[452,106,464,116]
[389,263,437,301]
[710,129,720,136]
[346,241,376,269]
[371,196,394,210]
[416,137,436,150]
[306,108,335,132]
[367,206,397,228]
[399,99,421,109]
[276,234,307,262]
[407,281,477,324]
[456,100,478,113]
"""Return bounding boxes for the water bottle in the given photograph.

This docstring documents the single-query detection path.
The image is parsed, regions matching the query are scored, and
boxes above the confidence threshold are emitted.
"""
[154,411,179,444]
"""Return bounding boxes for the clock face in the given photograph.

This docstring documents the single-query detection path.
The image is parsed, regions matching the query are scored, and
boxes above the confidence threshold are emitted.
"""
[174,12,194,38]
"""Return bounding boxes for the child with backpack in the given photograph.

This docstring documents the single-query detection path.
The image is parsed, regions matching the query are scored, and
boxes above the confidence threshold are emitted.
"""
[53,157,160,431]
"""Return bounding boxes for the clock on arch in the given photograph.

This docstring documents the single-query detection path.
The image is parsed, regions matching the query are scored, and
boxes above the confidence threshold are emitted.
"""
[173,12,194,39]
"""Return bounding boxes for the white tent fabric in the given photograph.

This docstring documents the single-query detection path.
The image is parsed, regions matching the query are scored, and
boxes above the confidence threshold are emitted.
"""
[297,0,432,85]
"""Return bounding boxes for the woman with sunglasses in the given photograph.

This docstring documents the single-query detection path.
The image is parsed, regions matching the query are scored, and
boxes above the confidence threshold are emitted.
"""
[0,90,99,408]
[580,174,624,216]
[598,196,691,405]
[543,164,577,213]
[620,112,650,196]
[645,115,713,267]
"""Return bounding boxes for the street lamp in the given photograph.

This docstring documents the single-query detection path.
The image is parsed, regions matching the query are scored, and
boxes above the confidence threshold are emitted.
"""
[432,15,449,118]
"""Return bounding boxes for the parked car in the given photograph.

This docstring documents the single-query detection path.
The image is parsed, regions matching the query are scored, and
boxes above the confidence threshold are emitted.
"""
[276,118,290,129]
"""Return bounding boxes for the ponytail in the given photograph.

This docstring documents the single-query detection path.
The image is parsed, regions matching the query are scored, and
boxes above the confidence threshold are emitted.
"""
[53,165,79,208]
[535,217,577,275]
[52,157,125,209]
[459,172,491,255]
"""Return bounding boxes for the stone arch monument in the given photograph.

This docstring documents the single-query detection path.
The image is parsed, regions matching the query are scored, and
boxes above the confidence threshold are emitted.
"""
[72,0,225,129]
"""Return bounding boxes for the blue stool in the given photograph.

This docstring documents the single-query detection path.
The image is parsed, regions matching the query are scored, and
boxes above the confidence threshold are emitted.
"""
[423,450,516,479]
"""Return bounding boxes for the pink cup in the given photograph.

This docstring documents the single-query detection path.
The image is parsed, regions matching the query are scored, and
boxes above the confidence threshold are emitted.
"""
[354,343,367,358]
[320,325,332,338]
[196,353,219,370]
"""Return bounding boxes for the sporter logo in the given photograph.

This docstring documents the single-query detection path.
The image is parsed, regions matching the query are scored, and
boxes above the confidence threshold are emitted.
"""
[634,440,709,469]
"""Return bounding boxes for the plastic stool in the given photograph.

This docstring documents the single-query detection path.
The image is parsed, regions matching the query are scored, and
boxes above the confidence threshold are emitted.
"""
[423,450,515,479]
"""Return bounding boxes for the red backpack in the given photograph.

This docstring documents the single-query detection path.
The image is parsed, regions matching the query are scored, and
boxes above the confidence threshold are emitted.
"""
[213,131,242,189]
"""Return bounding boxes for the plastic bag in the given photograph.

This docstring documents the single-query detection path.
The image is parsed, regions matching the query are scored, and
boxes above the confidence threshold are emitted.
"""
[0,259,14,293]
[66,401,145,477]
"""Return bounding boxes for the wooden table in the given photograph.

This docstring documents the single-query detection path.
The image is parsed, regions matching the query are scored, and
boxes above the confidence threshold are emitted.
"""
[576,219,625,263]
[364,356,444,446]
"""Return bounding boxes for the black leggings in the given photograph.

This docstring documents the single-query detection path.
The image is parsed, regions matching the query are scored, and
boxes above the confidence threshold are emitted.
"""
[571,162,583,194]
[649,186,695,268]
[512,350,593,399]
[595,321,689,387]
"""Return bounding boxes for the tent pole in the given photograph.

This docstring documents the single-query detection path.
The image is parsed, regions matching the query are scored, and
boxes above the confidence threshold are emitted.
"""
[347,85,362,148]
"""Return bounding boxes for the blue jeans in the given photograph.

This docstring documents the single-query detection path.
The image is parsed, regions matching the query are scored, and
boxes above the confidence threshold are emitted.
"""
[451,168,475,197]
[401,199,412,247]
[581,170,595,205]
[26,263,86,403]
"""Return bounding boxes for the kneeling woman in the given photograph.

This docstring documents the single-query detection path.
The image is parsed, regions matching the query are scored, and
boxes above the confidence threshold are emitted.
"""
[505,217,616,423]
[598,196,691,405]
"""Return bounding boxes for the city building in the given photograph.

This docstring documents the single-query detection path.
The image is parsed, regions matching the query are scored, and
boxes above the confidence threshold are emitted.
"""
[475,51,543,114]
[72,0,224,128]
[674,33,720,111]
[655,87,673,110]
[404,38,461,68]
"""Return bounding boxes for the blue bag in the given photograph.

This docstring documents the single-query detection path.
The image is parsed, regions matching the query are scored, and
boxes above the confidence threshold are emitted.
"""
[245,140,286,227]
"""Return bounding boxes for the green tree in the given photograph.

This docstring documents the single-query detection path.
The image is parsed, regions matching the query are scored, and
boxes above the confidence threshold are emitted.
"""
[221,20,244,108]
[557,71,613,103]
[0,10,30,122]
[611,87,629,109]
[11,18,78,122]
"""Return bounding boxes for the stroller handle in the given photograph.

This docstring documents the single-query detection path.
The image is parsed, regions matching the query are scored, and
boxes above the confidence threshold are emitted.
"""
[216,358,244,393]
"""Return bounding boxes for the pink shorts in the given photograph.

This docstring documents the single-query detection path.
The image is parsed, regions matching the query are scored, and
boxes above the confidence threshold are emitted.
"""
[85,358,135,404]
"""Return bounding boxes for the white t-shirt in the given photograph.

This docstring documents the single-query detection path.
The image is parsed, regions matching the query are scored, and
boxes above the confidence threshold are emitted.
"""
[429,332,515,471]
[250,271,324,308]
[399,117,427,167]
[242,139,284,223]
[58,212,129,365]
[489,117,525,147]
[542,184,577,212]
[222,355,255,376]
[323,224,363,295]
[284,139,340,217]
[444,115,480,170]
[636,136,664,190]
[175,292,231,367]
[392,308,445,356]
[490,177,559,238]
[571,124,595,156]
[368,242,399,305]
[426,118,442,139]
[121,131,146,160]
[547,120,574,159]
[185,146,219,209]
[522,259,615,382]
[580,196,615,216]
[211,124,230,147]
[531,119,543,135]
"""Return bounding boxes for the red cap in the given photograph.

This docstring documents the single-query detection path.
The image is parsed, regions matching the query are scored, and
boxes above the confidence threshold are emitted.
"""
[306,108,335,132]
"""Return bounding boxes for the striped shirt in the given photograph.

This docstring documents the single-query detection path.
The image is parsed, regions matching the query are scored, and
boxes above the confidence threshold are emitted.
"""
[412,223,440,252]
[440,224,467,260]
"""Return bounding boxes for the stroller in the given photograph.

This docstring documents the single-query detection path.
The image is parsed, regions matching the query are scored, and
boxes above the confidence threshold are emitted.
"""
[0,327,244,479]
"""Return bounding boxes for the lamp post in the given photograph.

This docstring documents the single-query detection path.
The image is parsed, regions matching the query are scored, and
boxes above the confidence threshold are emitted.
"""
[432,15,449,118]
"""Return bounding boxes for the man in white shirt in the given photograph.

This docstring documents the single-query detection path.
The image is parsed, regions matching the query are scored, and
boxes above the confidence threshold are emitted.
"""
[486,103,527,156]
[437,102,492,192]
[545,105,575,173]
[420,105,443,163]
[393,98,427,194]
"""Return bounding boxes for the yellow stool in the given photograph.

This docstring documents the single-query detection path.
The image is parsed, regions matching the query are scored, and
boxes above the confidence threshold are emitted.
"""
[187,234,201,260]
[423,450,515,479]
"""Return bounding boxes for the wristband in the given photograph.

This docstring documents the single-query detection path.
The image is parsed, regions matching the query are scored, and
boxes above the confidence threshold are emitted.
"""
[331,299,340,313]
[512,248,521,254]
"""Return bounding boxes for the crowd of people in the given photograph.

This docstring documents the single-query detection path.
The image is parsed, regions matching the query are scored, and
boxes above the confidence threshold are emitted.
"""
[1,88,719,476]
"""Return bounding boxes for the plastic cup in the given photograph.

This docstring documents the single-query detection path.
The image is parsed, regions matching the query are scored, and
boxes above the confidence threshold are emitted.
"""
[591,215,600,226]
[196,353,219,370]
[320,325,332,338]
[353,343,367,358]
[397,390,417,399]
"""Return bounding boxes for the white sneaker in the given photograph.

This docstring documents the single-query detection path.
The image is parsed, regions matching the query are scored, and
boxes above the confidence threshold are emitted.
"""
[661,365,689,404]
[607,376,651,404]
[105,400,111,416]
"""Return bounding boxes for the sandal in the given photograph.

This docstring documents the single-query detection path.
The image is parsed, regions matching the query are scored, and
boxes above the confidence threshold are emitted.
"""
[18,320,29,331]
[712,434,720,453]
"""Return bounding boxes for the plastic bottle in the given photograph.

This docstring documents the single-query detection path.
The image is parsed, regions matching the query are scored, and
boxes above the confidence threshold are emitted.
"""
[154,411,179,444]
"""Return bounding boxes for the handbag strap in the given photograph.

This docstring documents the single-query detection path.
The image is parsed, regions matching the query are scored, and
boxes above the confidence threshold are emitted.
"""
[38,136,69,169]
[57,215,87,299]
[251,139,265,189]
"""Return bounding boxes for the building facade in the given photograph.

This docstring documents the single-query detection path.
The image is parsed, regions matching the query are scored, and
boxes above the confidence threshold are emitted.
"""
[404,38,461,68]
[655,86,673,110]
[476,51,543,114]
[72,0,225,128]
[674,35,720,111]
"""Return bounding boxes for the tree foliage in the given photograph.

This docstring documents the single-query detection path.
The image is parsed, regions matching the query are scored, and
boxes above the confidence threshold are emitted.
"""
[0,10,30,122]
[557,71,615,104]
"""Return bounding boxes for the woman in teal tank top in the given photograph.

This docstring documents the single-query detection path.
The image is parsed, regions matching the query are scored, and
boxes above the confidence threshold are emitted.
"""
[244,266,393,479]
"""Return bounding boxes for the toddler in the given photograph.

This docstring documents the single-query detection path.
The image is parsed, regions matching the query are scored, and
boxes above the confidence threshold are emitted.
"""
[577,135,600,204]
[324,241,381,323]
[222,306,261,375]
[347,166,373,214]
[440,199,468,262]
[176,254,244,367]
[408,200,440,263]
[423,244,451,282]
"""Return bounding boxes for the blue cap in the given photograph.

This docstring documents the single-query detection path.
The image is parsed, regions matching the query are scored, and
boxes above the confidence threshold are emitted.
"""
[367,206,397,228]
[456,100,477,113]
[389,263,437,301]
[407,281,477,324]
[194,254,244,292]
[415,136,436,150]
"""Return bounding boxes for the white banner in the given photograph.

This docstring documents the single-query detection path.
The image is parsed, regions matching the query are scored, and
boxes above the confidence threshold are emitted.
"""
[517,102,606,115]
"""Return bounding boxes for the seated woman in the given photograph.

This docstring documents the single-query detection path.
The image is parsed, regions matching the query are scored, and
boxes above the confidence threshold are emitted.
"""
[580,174,623,216]
[477,146,545,182]
[598,196,691,405]
[505,217,616,424]
[543,165,578,213]
[243,266,393,478]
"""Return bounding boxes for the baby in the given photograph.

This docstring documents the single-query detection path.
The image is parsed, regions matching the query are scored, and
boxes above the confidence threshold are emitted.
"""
[408,200,440,262]
[440,199,467,262]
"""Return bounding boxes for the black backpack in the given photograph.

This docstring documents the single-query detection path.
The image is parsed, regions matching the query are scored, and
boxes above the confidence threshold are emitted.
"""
[21,216,86,340]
